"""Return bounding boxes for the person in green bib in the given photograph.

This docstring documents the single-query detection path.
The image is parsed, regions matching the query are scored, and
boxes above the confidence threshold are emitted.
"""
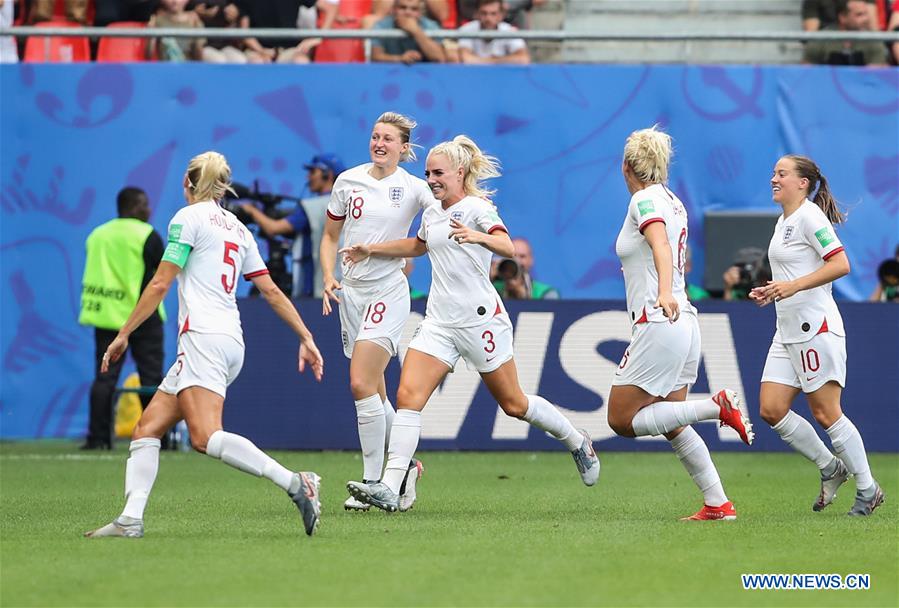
[79,187,166,450]
[492,237,560,300]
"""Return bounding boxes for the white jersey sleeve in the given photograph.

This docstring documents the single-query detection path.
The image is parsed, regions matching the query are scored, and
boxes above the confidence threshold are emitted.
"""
[168,207,198,246]
[801,211,844,261]
[241,235,268,279]
[473,202,508,235]
[628,194,666,234]
[326,176,349,221]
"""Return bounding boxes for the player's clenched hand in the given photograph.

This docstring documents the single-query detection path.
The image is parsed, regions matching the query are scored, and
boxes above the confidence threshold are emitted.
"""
[322,276,341,315]
[755,280,799,303]
[339,244,371,265]
[449,219,481,245]
[298,340,324,381]
[654,293,680,323]
[101,335,128,373]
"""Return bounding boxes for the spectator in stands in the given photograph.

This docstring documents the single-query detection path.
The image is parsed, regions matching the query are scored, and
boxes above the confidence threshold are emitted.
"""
[0,0,17,63]
[458,0,530,64]
[94,1,159,27]
[193,2,261,63]
[237,0,322,63]
[888,0,899,64]
[803,0,889,65]
[79,188,165,450]
[371,0,446,64]
[869,244,899,301]
[148,0,206,61]
[492,237,559,299]
[241,153,345,298]
[459,0,546,29]
[296,0,339,31]
[802,0,877,30]
[28,0,88,23]
[362,0,451,28]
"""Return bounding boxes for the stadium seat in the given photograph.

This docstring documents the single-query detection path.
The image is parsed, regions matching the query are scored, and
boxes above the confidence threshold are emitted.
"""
[22,20,90,62]
[442,0,458,28]
[314,0,371,63]
[97,22,150,62]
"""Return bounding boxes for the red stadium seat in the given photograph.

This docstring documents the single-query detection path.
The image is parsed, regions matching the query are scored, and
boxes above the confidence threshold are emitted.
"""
[97,22,150,62]
[442,0,458,28]
[23,20,90,62]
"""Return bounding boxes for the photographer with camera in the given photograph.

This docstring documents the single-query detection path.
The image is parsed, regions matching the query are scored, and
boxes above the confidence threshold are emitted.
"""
[721,246,772,300]
[240,153,344,298]
[869,244,899,302]
[492,237,559,300]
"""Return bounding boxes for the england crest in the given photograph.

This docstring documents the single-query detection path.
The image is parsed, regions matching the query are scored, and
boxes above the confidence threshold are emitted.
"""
[389,187,404,202]
[451,211,464,222]
[783,225,794,242]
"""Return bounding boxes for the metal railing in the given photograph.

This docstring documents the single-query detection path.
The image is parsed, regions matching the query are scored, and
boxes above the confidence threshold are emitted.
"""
[2,26,899,43]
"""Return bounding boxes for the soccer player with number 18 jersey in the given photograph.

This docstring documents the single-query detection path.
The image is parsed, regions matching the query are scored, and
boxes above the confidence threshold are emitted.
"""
[750,155,883,517]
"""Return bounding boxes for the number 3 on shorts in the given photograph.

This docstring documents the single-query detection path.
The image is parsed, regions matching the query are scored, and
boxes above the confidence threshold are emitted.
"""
[482,330,495,353]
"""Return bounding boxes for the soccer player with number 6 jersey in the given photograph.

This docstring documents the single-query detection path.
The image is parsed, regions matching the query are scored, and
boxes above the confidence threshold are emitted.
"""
[749,155,883,517]
[607,126,753,521]
[319,112,435,512]
[85,152,325,539]
[340,135,600,512]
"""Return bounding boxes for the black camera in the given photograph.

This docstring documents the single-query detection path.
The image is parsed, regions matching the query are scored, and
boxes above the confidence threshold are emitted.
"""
[878,259,899,302]
[223,181,297,296]
[732,247,771,294]
[496,258,521,280]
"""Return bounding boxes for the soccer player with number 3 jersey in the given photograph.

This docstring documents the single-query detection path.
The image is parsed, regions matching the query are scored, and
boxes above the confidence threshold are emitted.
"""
[749,155,883,516]
[340,135,600,512]
[607,127,753,521]
[85,152,325,539]
[319,112,435,512]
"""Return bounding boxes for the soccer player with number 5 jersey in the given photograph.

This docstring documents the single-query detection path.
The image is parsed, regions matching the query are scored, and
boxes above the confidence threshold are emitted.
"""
[85,152,325,539]
[749,155,883,516]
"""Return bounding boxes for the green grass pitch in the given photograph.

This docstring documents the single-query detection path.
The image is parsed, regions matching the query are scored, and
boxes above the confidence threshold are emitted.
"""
[1,442,896,607]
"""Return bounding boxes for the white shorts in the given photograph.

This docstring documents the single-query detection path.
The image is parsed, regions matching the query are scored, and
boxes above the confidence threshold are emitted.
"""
[612,313,701,397]
[158,331,244,399]
[408,314,514,374]
[339,272,411,359]
[761,332,846,393]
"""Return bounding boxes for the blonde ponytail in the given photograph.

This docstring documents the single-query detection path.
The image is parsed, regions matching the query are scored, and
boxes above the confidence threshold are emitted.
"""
[428,135,501,200]
[186,151,235,202]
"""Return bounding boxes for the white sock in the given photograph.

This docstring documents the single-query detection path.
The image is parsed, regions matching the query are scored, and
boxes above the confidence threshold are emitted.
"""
[825,415,874,491]
[383,396,396,447]
[382,410,421,494]
[522,394,583,451]
[206,430,294,492]
[631,398,720,437]
[355,394,387,481]
[121,437,161,521]
[669,426,728,507]
[772,410,834,470]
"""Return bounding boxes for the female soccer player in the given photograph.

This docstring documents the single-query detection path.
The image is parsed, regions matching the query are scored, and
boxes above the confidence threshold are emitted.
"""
[749,155,883,516]
[340,135,600,512]
[85,151,325,538]
[319,112,433,511]
[606,126,753,521]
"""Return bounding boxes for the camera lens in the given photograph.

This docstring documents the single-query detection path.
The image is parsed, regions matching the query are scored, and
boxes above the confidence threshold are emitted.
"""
[497,259,520,280]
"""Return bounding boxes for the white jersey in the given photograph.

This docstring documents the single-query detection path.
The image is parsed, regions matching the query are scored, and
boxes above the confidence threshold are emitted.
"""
[615,183,695,325]
[767,199,845,344]
[417,196,508,328]
[166,201,267,346]
[327,163,434,283]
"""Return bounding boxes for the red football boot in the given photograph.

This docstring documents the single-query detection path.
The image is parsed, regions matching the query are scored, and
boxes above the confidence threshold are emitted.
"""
[713,389,754,445]
[681,501,737,521]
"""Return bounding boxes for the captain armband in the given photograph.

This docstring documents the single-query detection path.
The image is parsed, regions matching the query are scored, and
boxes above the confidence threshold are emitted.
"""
[162,241,192,268]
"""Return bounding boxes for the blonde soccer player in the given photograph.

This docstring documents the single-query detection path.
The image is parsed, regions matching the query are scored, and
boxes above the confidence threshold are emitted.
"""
[606,126,753,521]
[319,112,434,512]
[749,155,883,516]
[340,135,600,512]
[85,152,324,538]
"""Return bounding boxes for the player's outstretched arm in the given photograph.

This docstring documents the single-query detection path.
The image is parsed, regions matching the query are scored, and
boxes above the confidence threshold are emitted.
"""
[102,261,180,372]
[449,219,514,258]
[341,237,427,264]
[251,273,324,381]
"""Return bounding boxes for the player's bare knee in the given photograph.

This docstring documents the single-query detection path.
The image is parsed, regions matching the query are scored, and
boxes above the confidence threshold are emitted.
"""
[349,376,378,400]
[759,402,788,427]
[190,433,209,454]
[395,384,423,410]
[607,412,634,437]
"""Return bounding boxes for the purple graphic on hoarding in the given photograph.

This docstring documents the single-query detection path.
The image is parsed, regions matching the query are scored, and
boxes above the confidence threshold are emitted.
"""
[254,86,321,149]
[682,66,765,121]
[35,65,133,128]
[125,141,178,211]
